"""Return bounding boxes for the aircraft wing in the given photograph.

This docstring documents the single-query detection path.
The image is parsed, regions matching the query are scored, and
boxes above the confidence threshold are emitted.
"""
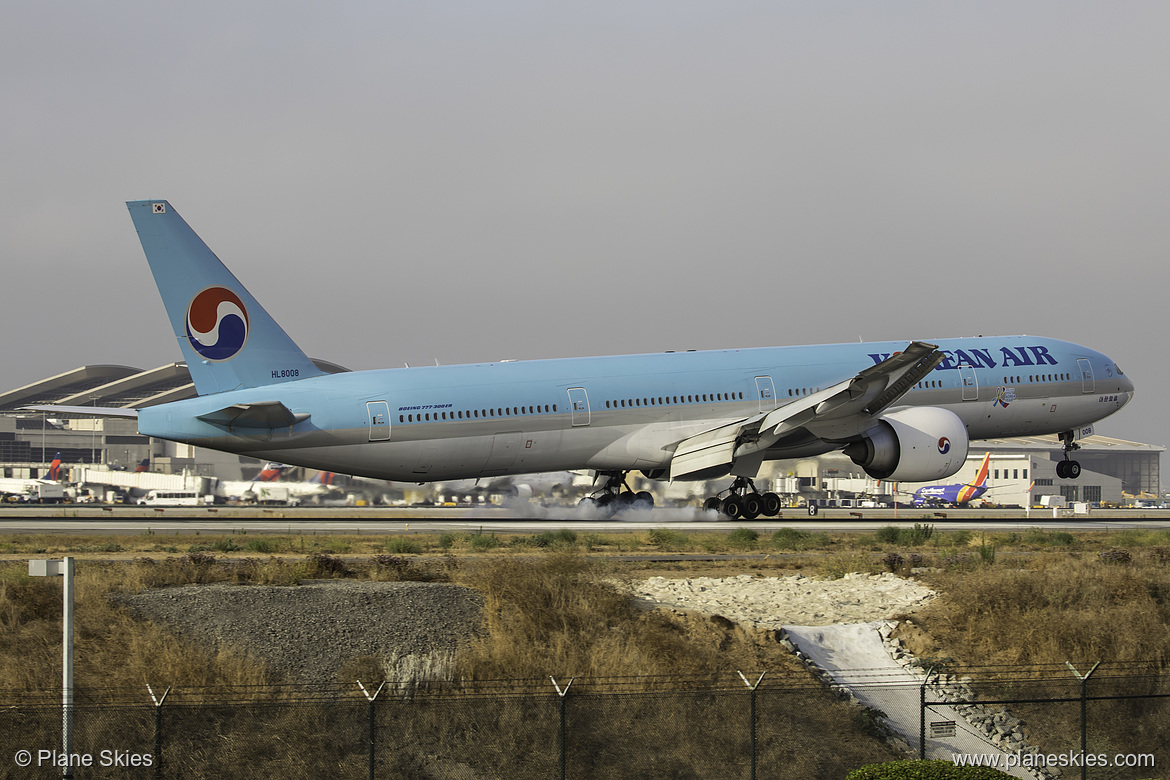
[21,404,139,419]
[669,341,944,480]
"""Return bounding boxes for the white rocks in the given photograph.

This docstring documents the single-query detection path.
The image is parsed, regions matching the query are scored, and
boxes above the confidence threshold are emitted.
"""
[625,572,936,627]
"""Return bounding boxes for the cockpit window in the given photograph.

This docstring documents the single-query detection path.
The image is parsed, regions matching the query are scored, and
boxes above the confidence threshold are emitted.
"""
[1115,364,1125,376]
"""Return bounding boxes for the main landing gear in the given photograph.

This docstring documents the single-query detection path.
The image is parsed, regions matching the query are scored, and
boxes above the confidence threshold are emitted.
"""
[578,471,654,514]
[1057,430,1082,479]
[702,477,782,520]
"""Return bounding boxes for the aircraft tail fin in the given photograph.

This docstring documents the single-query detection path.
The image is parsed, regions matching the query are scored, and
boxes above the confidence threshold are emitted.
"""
[126,200,326,395]
[971,452,991,488]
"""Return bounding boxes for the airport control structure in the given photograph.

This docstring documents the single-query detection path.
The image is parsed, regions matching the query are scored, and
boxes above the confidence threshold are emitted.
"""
[0,362,1163,508]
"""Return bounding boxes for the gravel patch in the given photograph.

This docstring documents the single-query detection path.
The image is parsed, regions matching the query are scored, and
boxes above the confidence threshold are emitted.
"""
[625,572,936,627]
[116,580,483,685]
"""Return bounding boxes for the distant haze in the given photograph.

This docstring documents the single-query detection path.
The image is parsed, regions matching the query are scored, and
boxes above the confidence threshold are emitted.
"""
[2,3,1164,470]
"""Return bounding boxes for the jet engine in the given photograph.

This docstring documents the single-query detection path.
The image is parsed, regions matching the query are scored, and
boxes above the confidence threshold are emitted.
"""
[843,407,969,481]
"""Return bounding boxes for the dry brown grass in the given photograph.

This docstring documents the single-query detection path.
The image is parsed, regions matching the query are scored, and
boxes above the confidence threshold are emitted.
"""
[447,552,810,684]
[913,551,1170,670]
[0,561,271,698]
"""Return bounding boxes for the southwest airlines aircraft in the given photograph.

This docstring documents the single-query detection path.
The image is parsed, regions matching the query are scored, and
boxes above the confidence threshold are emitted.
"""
[36,201,1136,518]
[911,453,991,508]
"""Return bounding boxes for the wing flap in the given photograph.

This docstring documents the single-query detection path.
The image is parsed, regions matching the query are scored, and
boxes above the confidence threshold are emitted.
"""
[669,415,763,480]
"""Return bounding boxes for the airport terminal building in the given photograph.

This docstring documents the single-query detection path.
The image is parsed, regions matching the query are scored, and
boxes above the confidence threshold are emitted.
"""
[1,363,1162,507]
[759,435,1162,509]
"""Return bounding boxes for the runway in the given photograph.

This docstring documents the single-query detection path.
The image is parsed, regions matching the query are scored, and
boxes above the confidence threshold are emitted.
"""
[2,505,1169,535]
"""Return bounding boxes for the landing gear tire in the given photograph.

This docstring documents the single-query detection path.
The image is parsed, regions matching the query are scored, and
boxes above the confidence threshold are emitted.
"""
[722,496,745,520]
[761,492,782,517]
[1058,460,1081,479]
[742,494,763,520]
[703,497,722,513]
[633,491,655,510]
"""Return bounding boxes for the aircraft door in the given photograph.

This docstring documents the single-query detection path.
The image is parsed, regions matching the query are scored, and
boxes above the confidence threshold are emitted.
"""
[567,387,590,426]
[1078,359,1094,393]
[754,376,777,412]
[959,365,978,401]
[366,401,391,441]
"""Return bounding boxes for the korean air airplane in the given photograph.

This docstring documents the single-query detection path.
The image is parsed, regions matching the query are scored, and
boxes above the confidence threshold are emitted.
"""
[32,201,1136,519]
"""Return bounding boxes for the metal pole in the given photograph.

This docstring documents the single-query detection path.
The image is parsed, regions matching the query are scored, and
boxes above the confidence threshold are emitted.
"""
[356,680,385,780]
[1067,662,1100,780]
[919,682,926,761]
[62,557,74,780]
[738,671,765,780]
[147,685,170,780]
[919,666,934,761]
[750,686,757,780]
[551,677,574,780]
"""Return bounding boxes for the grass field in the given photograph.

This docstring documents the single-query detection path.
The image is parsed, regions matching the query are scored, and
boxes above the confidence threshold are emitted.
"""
[2,525,1169,777]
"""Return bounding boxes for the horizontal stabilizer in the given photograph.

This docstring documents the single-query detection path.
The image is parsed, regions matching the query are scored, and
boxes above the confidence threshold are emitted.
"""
[197,401,309,430]
[21,404,139,419]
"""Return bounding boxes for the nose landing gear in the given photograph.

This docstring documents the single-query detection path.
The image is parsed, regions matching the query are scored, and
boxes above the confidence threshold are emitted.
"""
[1057,430,1082,480]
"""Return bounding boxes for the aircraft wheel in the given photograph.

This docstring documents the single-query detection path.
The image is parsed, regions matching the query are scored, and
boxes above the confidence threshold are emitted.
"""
[615,492,636,508]
[742,494,763,520]
[633,491,655,510]
[596,493,615,509]
[703,496,722,512]
[721,496,744,519]
[1066,460,1081,479]
[761,492,782,517]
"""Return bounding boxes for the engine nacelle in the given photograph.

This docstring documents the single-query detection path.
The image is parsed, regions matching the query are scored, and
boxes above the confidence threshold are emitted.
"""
[843,407,970,482]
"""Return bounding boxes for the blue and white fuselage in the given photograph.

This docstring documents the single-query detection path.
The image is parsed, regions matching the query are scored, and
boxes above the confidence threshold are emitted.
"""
[87,201,1132,513]
[137,335,1131,483]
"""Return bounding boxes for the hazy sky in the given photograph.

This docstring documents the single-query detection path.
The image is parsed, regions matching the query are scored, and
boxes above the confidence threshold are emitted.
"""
[2,2,1166,456]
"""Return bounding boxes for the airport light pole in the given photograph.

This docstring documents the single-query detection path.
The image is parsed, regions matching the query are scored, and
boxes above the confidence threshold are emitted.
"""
[29,557,75,779]
[90,395,100,464]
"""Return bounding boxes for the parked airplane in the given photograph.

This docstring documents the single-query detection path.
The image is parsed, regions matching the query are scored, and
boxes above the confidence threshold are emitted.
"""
[253,462,289,482]
[27,201,1136,518]
[911,453,992,508]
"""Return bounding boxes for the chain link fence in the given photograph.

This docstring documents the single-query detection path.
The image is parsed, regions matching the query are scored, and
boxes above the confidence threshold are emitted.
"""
[1,671,1166,779]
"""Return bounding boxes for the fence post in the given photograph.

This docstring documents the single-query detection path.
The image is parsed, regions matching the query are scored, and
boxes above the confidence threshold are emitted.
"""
[146,685,170,780]
[1067,662,1100,780]
[919,666,934,761]
[737,671,766,780]
[357,680,386,780]
[551,677,574,780]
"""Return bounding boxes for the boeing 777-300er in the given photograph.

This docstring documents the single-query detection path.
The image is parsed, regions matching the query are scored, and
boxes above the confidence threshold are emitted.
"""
[28,201,1136,518]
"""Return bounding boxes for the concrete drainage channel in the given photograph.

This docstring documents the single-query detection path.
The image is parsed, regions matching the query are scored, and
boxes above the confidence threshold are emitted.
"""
[782,622,1049,780]
[627,574,1052,779]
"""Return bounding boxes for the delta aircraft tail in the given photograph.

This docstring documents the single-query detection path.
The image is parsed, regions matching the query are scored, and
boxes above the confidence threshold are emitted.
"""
[126,200,325,395]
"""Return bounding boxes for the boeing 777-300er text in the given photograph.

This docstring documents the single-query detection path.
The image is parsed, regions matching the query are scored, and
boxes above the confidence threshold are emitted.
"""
[29,201,1136,518]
